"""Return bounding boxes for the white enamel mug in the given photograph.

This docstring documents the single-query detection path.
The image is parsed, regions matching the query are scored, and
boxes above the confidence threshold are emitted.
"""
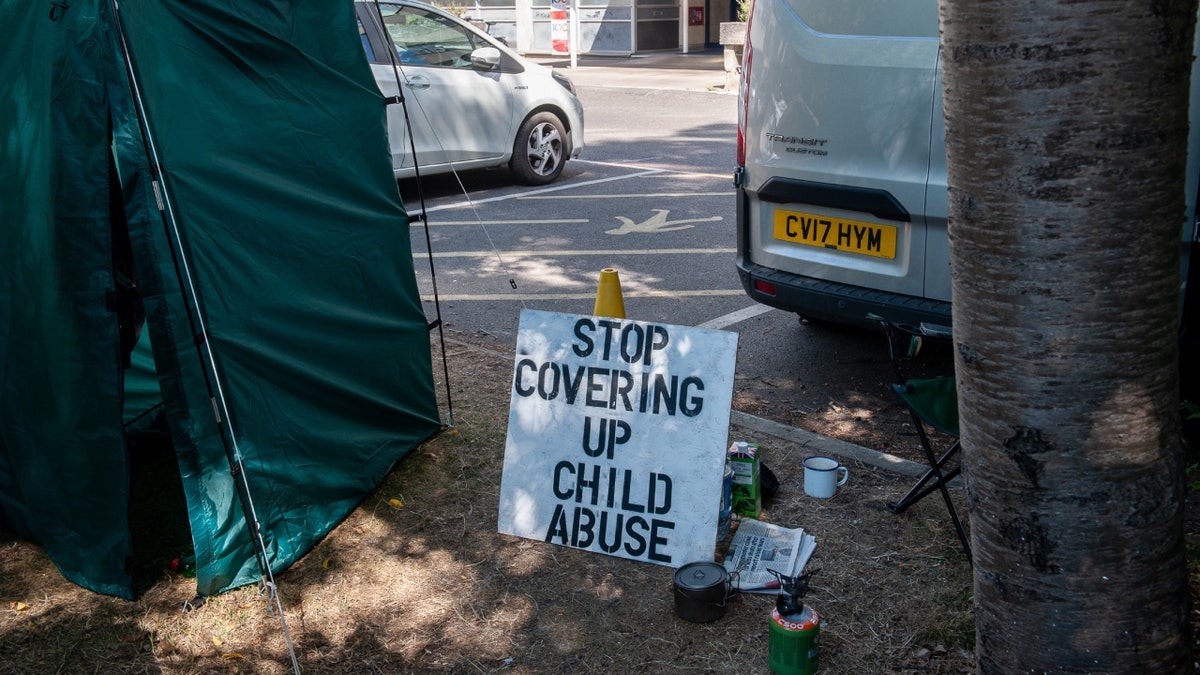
[803,456,849,498]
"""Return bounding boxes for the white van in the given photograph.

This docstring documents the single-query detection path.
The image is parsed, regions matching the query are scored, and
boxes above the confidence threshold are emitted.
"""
[733,0,1200,349]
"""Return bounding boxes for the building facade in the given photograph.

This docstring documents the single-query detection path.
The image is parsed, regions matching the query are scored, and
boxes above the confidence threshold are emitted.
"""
[456,0,738,55]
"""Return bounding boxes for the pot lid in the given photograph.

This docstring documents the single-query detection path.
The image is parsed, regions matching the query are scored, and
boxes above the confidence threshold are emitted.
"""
[674,561,727,591]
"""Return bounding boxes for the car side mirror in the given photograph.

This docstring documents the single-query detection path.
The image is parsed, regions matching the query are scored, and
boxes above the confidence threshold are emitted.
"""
[470,47,501,71]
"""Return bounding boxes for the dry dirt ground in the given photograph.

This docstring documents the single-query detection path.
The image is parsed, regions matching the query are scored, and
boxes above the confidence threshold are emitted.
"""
[0,326,1194,673]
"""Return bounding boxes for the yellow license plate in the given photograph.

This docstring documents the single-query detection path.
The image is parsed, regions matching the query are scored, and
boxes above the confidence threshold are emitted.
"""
[772,209,897,259]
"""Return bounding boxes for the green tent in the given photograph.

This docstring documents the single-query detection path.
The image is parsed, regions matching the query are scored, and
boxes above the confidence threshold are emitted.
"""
[0,0,442,599]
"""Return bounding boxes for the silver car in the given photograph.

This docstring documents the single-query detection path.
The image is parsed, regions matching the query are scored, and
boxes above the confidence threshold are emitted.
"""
[356,0,584,184]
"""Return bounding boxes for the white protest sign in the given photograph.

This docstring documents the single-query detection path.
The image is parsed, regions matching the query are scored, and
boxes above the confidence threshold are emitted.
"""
[497,308,738,567]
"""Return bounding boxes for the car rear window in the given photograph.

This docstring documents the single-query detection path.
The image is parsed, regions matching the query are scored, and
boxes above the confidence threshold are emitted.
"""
[784,0,938,38]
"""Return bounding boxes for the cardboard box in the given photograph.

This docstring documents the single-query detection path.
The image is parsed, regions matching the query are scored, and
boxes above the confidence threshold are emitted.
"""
[728,441,761,518]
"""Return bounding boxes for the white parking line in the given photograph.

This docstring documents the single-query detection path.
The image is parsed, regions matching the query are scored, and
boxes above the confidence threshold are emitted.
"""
[426,247,735,258]
[421,289,747,302]
[519,192,734,199]
[418,219,589,226]
[582,133,730,142]
[696,304,774,330]
[573,159,731,180]
[422,169,665,212]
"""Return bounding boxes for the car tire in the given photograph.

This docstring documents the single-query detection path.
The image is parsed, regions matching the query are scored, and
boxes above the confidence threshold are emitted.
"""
[510,112,567,185]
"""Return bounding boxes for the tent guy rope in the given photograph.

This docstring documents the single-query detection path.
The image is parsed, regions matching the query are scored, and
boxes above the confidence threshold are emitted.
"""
[369,0,535,428]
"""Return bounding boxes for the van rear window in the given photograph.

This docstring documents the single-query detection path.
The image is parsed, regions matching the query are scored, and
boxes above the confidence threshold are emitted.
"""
[786,0,938,38]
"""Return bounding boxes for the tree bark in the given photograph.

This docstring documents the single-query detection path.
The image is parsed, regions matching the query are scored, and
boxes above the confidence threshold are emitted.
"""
[940,0,1195,671]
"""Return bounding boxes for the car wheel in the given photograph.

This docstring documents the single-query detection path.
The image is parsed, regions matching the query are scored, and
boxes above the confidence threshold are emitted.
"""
[511,112,566,185]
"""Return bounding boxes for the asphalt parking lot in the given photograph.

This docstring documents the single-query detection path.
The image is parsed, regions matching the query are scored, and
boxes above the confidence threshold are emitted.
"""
[399,55,942,481]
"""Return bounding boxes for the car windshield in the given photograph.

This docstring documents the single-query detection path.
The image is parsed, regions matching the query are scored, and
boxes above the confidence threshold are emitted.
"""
[376,3,483,68]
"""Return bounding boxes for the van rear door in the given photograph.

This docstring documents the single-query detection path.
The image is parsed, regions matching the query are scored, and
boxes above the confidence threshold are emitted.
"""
[738,0,942,319]
[924,52,950,304]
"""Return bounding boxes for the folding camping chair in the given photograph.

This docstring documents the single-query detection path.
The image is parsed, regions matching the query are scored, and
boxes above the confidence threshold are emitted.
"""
[872,316,972,565]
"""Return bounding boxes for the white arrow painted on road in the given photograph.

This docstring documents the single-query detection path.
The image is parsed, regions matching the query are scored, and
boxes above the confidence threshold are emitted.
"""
[606,209,722,235]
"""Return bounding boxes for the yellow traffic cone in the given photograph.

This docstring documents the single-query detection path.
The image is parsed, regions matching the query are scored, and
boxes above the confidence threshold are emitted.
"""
[593,268,626,318]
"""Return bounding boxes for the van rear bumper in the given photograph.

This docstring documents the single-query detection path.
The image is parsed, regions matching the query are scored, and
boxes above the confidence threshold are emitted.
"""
[735,260,952,331]
[734,183,951,330]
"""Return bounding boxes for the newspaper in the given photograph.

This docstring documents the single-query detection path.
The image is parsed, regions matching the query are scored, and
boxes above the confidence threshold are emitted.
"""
[722,518,817,593]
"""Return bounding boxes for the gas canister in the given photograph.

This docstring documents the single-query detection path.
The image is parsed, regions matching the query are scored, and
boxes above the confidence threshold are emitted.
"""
[766,568,820,675]
[768,604,819,675]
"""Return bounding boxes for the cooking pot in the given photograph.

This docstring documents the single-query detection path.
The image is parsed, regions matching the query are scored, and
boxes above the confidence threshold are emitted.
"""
[673,561,731,622]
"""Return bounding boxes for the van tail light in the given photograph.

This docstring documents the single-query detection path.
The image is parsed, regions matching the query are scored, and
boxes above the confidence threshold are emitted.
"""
[736,0,755,167]
[753,279,777,297]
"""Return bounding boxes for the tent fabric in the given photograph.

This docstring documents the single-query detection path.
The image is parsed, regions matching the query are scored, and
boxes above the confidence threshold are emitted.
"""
[1,0,442,599]
[0,0,137,599]
[123,332,162,429]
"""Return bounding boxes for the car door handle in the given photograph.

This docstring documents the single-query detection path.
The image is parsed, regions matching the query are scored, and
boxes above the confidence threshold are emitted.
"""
[404,76,431,90]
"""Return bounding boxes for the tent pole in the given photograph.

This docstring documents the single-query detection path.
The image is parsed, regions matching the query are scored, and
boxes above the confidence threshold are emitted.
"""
[371,0,457,428]
[107,2,300,672]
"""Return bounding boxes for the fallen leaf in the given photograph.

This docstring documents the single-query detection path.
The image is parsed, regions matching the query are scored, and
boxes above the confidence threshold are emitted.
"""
[212,636,223,647]
[12,601,29,612]
[222,652,244,660]
[322,558,332,569]
[388,498,404,509]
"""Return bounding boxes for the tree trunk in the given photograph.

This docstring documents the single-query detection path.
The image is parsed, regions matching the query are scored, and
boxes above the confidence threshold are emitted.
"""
[940,0,1195,671]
